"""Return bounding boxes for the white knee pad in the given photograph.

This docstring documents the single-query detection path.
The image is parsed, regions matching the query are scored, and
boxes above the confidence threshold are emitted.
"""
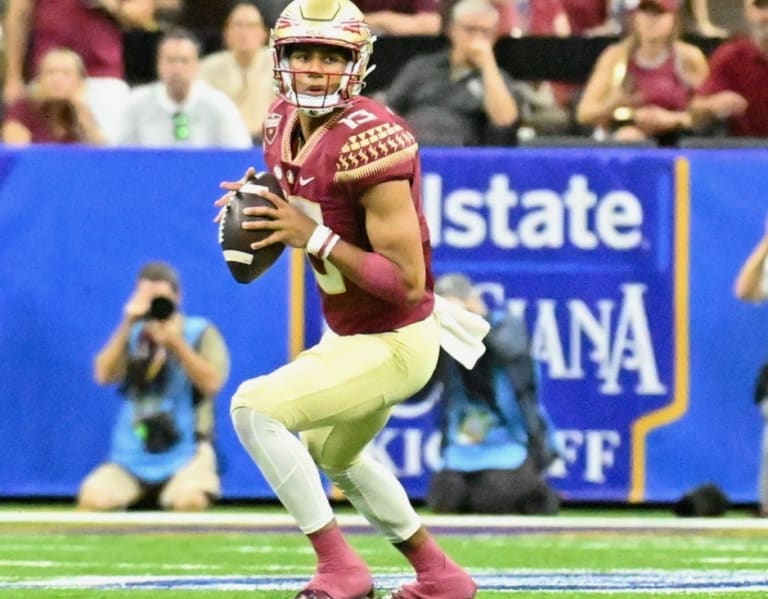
[231,407,333,534]
[326,456,421,543]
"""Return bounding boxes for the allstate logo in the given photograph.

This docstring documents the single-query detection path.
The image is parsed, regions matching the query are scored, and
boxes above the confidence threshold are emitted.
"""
[423,173,645,251]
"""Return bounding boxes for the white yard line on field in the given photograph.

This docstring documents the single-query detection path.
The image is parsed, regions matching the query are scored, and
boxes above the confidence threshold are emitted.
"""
[2,571,768,593]
[1,510,768,531]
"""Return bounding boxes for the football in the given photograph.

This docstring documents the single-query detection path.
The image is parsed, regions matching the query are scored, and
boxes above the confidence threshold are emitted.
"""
[218,171,286,284]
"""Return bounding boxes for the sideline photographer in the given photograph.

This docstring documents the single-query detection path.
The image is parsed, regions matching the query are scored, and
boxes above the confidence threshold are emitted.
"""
[77,261,230,511]
[426,273,562,515]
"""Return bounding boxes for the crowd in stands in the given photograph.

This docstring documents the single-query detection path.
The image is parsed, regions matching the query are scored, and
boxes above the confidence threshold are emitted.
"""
[0,0,765,149]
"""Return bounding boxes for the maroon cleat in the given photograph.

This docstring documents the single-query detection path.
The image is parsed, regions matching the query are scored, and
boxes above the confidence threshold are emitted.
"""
[384,569,477,599]
[293,563,375,599]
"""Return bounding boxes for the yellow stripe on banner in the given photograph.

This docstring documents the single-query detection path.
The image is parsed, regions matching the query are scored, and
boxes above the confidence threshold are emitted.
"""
[288,248,306,360]
[628,157,691,503]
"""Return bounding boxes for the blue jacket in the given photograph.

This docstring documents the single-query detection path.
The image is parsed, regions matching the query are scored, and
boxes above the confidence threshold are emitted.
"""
[436,309,560,472]
[109,316,208,482]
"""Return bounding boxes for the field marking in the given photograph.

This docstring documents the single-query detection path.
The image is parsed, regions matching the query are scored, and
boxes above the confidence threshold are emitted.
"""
[1,571,768,593]
[2,510,768,532]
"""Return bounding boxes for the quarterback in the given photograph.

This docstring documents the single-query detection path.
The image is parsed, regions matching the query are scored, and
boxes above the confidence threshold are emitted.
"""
[217,1,484,597]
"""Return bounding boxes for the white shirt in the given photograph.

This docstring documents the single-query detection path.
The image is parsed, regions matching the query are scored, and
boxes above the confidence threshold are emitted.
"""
[200,48,275,139]
[114,80,253,148]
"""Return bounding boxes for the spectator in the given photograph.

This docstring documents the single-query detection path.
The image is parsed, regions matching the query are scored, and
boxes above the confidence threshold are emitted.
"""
[3,0,155,143]
[487,0,572,37]
[733,218,768,518]
[164,0,234,53]
[483,0,574,137]
[383,0,520,146]
[576,0,708,145]
[77,261,230,511]
[690,0,768,137]
[200,2,275,142]
[426,274,561,515]
[2,47,105,144]
[354,0,442,36]
[115,28,252,148]
[561,0,620,36]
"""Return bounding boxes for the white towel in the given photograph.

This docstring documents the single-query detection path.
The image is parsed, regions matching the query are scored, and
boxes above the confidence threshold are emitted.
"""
[432,294,491,369]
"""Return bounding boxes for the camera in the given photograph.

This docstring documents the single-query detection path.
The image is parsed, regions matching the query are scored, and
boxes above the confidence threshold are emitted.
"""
[145,296,175,321]
[135,412,181,453]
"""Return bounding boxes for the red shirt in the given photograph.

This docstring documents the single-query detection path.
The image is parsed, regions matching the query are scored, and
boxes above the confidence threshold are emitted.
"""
[495,0,567,36]
[262,96,435,335]
[559,0,607,35]
[696,37,768,137]
[627,51,691,112]
[4,96,83,143]
[30,0,123,78]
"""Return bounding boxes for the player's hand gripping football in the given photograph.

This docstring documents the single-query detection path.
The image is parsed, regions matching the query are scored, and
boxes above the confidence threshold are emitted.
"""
[213,166,257,223]
[240,186,317,251]
[214,167,317,250]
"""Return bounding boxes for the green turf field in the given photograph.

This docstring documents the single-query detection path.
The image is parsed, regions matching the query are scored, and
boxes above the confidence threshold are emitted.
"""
[1,507,767,598]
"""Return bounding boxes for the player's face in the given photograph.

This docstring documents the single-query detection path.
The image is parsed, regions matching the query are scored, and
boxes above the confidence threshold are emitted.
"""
[285,45,351,98]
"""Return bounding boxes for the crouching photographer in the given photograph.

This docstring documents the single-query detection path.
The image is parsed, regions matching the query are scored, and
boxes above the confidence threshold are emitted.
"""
[77,261,230,511]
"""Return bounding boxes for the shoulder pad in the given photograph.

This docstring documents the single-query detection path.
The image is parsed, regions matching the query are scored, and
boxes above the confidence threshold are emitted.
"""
[334,121,417,183]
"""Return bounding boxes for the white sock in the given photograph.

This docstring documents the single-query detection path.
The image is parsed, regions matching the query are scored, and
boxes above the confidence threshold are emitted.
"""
[326,456,421,543]
[231,408,333,534]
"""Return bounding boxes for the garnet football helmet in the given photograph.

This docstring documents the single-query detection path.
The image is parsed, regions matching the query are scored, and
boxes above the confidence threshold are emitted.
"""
[271,0,375,116]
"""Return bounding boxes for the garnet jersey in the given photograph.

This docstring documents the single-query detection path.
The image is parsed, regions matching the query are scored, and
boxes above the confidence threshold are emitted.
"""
[626,49,691,112]
[262,96,434,335]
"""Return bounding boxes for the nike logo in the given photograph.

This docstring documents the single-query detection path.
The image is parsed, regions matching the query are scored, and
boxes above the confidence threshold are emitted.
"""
[299,176,315,186]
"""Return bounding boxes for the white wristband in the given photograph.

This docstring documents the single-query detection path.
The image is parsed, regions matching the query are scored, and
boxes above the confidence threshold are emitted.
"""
[306,224,340,260]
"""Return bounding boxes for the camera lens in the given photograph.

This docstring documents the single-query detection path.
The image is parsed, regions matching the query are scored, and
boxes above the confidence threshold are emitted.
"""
[148,296,175,320]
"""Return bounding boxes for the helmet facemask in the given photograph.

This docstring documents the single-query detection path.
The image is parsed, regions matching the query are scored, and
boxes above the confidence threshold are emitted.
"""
[274,43,368,116]
[270,0,375,116]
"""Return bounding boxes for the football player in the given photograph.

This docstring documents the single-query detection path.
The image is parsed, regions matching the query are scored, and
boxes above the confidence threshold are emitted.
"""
[216,1,484,597]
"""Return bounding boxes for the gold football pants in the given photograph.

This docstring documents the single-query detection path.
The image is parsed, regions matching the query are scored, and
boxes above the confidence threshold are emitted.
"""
[231,314,440,470]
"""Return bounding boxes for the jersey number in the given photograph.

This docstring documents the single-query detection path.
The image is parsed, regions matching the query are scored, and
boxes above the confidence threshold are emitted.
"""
[338,109,376,130]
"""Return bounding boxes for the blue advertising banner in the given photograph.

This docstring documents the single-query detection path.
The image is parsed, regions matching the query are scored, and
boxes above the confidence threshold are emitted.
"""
[0,147,280,499]
[643,150,768,503]
[1,146,766,504]
[376,149,684,502]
